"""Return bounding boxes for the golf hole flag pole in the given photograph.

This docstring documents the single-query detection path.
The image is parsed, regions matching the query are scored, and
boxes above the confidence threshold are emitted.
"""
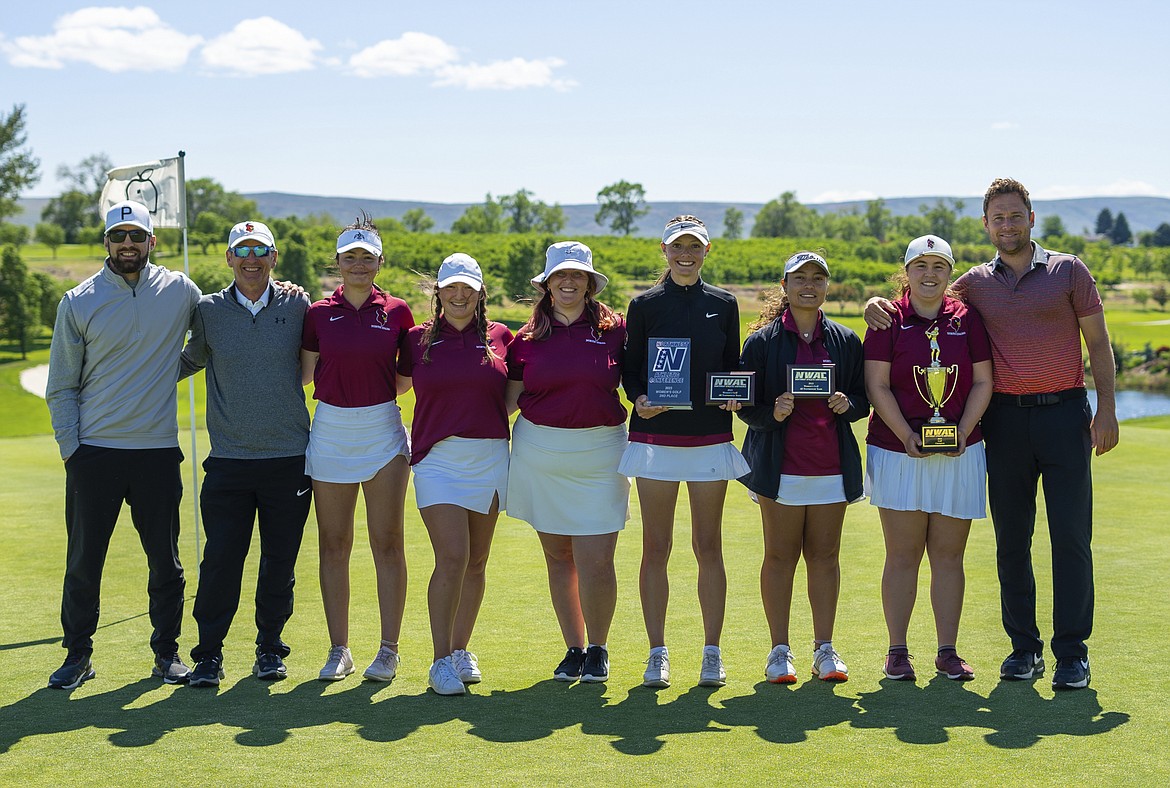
[100,152,203,571]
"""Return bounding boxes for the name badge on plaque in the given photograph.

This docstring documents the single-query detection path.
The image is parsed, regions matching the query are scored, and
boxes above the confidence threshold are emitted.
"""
[706,371,755,405]
[913,325,960,452]
[787,364,835,398]
[646,337,692,410]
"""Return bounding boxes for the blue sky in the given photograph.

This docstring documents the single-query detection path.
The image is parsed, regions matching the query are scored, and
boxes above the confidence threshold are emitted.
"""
[3,1,1168,205]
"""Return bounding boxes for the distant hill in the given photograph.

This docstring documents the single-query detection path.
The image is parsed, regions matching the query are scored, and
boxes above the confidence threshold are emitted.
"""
[12,192,1170,239]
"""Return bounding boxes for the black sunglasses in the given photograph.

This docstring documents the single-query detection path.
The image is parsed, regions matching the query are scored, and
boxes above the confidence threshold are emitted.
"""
[106,229,149,243]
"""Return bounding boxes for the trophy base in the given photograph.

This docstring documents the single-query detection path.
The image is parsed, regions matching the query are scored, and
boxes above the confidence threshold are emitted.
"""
[920,422,960,453]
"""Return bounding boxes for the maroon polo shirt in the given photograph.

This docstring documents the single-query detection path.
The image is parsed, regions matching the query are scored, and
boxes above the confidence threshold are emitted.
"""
[954,245,1102,395]
[779,310,841,476]
[398,318,513,464]
[864,295,991,453]
[302,286,415,408]
[506,314,627,428]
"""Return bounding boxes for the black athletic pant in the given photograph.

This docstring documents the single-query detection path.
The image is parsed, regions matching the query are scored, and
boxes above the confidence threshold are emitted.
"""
[190,456,311,662]
[61,445,185,656]
[982,393,1094,659]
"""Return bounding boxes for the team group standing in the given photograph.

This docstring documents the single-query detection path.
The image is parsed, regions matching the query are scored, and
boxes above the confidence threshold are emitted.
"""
[44,177,1119,696]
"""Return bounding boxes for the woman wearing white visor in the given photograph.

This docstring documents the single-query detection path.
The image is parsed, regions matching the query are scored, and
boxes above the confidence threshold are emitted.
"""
[301,216,414,684]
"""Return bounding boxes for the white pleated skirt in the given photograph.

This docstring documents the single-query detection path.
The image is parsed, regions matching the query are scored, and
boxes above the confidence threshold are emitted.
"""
[413,436,509,514]
[776,474,848,506]
[306,401,409,484]
[507,416,630,536]
[617,441,752,482]
[865,442,987,520]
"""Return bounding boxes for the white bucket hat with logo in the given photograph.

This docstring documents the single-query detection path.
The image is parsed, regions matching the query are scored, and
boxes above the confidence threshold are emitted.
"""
[532,241,608,295]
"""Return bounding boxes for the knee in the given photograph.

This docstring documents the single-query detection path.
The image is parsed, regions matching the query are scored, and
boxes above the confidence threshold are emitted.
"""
[465,550,489,579]
[884,547,923,574]
[642,534,672,566]
[433,546,471,577]
[691,535,724,564]
[543,544,575,568]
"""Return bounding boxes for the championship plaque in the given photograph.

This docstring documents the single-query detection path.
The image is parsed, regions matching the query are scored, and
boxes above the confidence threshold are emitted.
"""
[646,337,692,410]
[913,326,960,452]
[706,371,756,405]
[787,364,835,398]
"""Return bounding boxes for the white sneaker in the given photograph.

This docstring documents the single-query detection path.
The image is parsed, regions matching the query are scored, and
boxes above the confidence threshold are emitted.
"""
[698,646,726,687]
[451,649,482,684]
[363,645,400,682]
[428,657,466,696]
[812,642,848,682]
[765,645,797,684]
[642,648,670,688]
[318,645,354,681]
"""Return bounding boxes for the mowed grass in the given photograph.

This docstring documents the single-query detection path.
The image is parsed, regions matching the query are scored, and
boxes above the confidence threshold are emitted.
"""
[1,406,1168,784]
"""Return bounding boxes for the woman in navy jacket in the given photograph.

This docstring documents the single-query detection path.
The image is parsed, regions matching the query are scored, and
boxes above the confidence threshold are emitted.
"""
[737,251,868,684]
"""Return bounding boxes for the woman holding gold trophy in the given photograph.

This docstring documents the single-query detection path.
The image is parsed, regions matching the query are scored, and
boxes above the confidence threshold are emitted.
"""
[863,235,993,682]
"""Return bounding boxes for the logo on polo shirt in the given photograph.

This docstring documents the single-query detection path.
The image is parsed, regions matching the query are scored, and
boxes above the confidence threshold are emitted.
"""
[370,308,393,331]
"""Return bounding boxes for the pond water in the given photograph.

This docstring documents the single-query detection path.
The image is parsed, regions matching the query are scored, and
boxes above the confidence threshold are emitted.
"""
[1089,389,1170,421]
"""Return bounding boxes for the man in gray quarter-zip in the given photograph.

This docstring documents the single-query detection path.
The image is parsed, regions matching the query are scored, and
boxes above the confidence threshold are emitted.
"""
[178,220,312,687]
[45,200,201,689]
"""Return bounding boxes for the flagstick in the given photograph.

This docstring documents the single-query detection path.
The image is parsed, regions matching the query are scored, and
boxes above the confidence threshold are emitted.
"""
[178,151,202,579]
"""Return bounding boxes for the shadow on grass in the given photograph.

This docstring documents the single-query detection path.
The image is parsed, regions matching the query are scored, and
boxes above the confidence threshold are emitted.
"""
[0,673,1130,755]
[852,674,1130,747]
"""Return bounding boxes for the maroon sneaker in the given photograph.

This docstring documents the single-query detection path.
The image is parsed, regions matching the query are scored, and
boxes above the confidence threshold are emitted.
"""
[883,649,916,681]
[935,649,975,681]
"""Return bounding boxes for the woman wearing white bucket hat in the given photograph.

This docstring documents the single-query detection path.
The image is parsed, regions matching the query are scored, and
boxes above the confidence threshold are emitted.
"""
[620,215,747,689]
[301,215,414,684]
[864,234,993,682]
[505,240,629,684]
[398,253,513,696]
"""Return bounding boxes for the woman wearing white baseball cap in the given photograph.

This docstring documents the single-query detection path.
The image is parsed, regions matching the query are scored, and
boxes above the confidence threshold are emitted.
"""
[397,253,513,696]
[863,234,993,682]
[301,215,415,684]
[737,251,868,685]
[505,240,628,684]
[620,215,747,688]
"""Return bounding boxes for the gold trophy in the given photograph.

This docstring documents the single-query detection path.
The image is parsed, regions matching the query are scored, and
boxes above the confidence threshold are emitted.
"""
[912,326,960,452]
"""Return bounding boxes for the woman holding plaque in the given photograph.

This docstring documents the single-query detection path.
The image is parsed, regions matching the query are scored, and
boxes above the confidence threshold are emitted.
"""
[506,241,628,684]
[620,215,748,689]
[864,235,993,682]
[398,253,512,696]
[737,251,868,684]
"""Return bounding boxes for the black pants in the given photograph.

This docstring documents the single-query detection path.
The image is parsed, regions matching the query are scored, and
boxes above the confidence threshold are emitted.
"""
[190,456,311,661]
[62,445,185,656]
[983,395,1094,659]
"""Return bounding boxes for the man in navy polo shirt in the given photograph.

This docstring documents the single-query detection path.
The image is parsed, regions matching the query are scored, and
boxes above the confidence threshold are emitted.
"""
[180,221,312,687]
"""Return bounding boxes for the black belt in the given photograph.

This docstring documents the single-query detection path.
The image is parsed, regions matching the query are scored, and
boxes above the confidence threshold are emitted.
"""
[991,387,1086,407]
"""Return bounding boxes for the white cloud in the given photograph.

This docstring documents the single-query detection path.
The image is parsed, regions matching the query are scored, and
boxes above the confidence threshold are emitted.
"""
[0,6,201,72]
[349,32,458,77]
[809,190,879,204]
[434,57,575,91]
[990,121,1018,131]
[200,17,321,75]
[1032,180,1165,199]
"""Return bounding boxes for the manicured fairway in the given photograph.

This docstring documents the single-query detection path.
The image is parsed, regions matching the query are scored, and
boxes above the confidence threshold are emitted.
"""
[1,412,1166,785]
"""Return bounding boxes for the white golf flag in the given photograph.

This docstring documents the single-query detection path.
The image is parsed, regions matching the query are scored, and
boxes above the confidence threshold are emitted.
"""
[99,155,186,229]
